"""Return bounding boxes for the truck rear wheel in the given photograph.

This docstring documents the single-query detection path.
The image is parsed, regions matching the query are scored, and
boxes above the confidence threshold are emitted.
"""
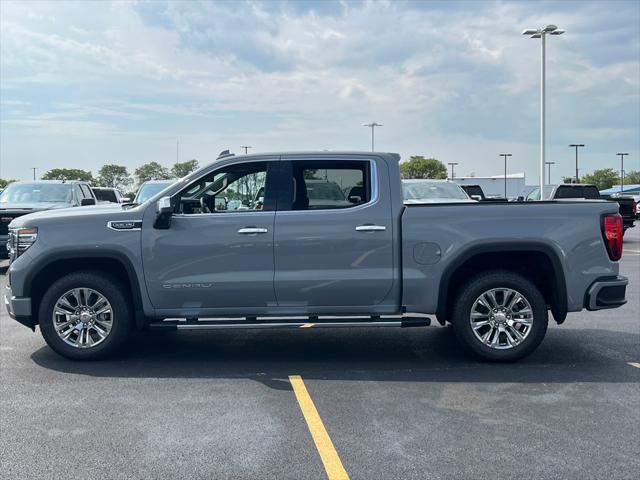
[39,271,132,360]
[451,270,548,361]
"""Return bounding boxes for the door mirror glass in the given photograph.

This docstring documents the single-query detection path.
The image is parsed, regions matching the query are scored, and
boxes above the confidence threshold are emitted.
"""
[154,196,173,229]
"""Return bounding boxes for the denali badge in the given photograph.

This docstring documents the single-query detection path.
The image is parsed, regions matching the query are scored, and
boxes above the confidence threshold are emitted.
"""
[162,283,214,289]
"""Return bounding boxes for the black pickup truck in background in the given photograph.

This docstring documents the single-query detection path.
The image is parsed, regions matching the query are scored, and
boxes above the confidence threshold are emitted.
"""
[459,184,504,202]
[0,180,97,257]
[525,183,637,233]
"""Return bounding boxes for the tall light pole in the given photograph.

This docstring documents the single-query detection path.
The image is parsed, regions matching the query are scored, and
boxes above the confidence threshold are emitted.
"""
[617,153,629,192]
[523,24,565,196]
[362,122,383,152]
[569,144,584,182]
[240,146,252,155]
[31,167,38,180]
[448,162,459,179]
[500,154,512,198]
[545,161,555,184]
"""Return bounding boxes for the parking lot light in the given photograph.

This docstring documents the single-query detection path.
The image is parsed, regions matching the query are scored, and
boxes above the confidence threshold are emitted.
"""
[500,154,512,198]
[569,144,585,182]
[522,24,565,197]
[447,162,459,179]
[617,153,629,192]
[362,122,383,151]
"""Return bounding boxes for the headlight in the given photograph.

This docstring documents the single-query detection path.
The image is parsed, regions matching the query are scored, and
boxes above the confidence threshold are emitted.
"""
[7,227,38,258]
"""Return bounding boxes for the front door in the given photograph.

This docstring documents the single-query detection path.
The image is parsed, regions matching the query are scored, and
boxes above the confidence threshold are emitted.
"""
[142,160,278,311]
[273,157,395,308]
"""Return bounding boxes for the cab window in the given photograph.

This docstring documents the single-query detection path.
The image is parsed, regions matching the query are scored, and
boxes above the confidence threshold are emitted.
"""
[176,162,272,214]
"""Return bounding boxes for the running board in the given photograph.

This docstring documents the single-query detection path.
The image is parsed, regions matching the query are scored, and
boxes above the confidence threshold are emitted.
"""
[149,316,430,331]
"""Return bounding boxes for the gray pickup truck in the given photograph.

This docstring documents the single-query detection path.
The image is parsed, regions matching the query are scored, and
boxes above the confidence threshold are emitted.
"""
[4,152,628,361]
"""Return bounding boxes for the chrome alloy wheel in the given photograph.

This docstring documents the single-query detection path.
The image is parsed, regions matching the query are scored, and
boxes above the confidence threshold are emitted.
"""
[469,288,534,350]
[52,288,113,349]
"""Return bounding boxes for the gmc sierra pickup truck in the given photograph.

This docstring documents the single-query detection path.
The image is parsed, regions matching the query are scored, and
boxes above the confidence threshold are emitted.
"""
[4,152,628,361]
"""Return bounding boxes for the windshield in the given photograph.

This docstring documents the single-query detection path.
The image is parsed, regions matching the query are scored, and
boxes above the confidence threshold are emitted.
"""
[0,183,73,204]
[134,182,173,204]
[526,186,555,201]
[402,181,469,200]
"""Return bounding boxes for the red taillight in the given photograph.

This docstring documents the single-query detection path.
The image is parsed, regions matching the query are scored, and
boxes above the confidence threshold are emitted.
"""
[602,214,623,261]
[632,201,637,217]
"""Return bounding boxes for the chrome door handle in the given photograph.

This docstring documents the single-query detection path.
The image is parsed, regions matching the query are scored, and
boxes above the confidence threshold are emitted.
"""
[237,227,268,235]
[355,225,386,232]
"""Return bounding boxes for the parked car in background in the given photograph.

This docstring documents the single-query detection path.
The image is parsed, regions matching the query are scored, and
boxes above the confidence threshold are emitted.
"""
[0,180,97,258]
[526,184,636,232]
[92,187,129,204]
[459,184,504,202]
[4,152,628,363]
[403,179,474,203]
[133,180,174,204]
[608,192,640,219]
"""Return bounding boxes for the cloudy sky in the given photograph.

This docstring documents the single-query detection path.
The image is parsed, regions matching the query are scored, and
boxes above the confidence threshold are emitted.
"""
[1,0,638,183]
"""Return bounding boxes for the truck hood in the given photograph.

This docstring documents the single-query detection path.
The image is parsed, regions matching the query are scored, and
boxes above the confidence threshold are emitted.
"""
[8,203,141,228]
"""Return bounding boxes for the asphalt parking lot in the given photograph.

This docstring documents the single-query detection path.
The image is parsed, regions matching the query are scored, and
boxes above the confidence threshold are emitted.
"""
[1,231,639,480]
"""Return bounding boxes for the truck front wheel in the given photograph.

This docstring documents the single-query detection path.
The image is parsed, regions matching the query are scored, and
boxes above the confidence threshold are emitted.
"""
[451,270,548,361]
[39,271,132,360]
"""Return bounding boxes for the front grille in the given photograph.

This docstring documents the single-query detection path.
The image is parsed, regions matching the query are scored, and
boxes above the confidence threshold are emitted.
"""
[0,213,29,235]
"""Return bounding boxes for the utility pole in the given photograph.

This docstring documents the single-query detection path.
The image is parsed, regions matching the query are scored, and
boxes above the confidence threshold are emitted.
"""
[32,167,38,180]
[500,154,512,198]
[522,25,565,194]
[176,139,179,164]
[240,146,252,155]
[569,144,584,182]
[362,122,383,152]
[617,153,629,192]
[448,162,459,179]
[545,161,555,184]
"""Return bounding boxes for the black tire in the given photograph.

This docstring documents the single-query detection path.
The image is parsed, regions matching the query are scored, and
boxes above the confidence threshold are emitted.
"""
[39,271,132,360]
[451,270,548,362]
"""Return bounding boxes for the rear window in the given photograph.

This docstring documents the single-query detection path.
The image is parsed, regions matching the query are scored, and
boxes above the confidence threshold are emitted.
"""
[555,186,583,199]
[583,186,600,199]
[94,189,118,202]
[288,161,370,210]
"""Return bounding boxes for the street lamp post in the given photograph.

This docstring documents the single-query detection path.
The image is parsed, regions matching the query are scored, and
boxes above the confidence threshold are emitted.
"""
[617,153,629,192]
[545,161,555,184]
[240,146,252,155]
[569,144,584,182]
[447,162,459,179]
[500,154,512,199]
[31,167,38,180]
[522,25,565,196]
[362,122,383,152]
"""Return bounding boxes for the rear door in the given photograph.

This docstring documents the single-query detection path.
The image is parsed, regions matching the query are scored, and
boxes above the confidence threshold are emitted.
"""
[273,156,394,308]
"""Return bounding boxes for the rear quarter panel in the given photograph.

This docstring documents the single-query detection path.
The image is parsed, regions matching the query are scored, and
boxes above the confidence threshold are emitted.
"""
[401,201,621,314]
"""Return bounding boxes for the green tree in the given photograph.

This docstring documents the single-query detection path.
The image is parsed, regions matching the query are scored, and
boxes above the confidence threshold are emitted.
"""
[580,168,620,190]
[134,162,171,184]
[0,178,16,189]
[399,156,447,179]
[623,170,640,185]
[171,159,199,178]
[41,168,94,182]
[97,164,132,191]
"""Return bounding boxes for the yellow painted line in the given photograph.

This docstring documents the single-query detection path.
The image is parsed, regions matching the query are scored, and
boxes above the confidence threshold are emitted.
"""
[300,323,315,328]
[289,375,349,480]
[628,362,640,369]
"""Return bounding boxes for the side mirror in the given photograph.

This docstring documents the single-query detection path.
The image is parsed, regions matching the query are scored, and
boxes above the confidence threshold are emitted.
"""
[121,197,131,203]
[470,195,482,201]
[154,196,173,229]
[81,198,96,206]
[517,196,524,202]
[348,195,361,203]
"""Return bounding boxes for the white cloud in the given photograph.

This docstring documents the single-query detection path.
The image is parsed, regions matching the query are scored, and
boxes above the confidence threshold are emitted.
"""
[0,0,638,181]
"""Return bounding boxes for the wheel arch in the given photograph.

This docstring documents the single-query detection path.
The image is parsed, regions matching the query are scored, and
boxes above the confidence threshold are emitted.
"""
[25,251,146,329]
[436,242,568,325]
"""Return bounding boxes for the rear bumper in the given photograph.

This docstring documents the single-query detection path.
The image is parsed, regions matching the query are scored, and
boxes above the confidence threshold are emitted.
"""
[585,276,628,311]
[4,284,35,330]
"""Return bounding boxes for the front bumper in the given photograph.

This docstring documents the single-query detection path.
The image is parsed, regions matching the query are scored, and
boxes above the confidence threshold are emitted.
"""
[4,284,35,330]
[585,276,628,311]
[0,234,7,258]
